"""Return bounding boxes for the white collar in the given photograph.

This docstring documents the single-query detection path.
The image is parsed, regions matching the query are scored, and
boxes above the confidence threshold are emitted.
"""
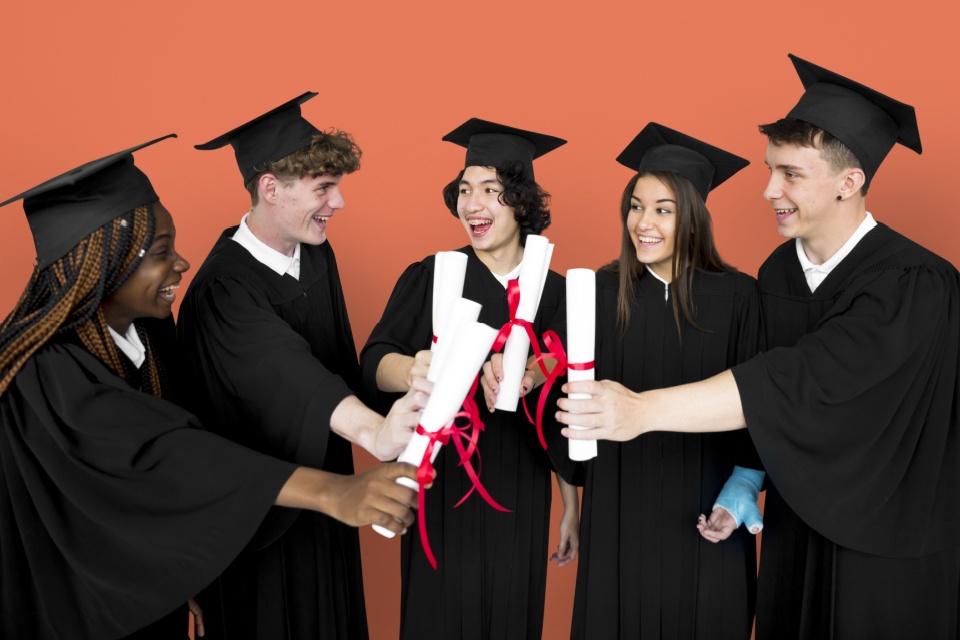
[796,212,877,292]
[108,323,146,369]
[491,262,523,289]
[232,213,301,279]
[645,265,671,301]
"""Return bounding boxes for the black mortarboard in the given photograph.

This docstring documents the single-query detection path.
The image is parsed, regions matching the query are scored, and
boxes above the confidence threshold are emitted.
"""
[195,92,321,185]
[0,134,175,268]
[442,118,566,180]
[616,123,749,200]
[785,53,922,187]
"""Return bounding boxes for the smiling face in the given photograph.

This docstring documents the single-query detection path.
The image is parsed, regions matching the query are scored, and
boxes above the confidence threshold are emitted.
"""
[457,165,521,259]
[270,173,345,252]
[101,203,190,333]
[763,141,846,245]
[626,174,678,282]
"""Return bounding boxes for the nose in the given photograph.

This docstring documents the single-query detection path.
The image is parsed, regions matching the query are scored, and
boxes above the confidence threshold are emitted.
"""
[462,190,483,213]
[174,253,190,274]
[763,173,782,201]
[327,186,345,211]
[635,210,654,230]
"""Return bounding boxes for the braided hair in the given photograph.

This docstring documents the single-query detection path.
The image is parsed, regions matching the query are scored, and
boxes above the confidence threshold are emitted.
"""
[0,203,166,397]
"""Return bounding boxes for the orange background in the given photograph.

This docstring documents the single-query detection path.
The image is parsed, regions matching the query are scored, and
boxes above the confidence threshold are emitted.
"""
[2,1,958,637]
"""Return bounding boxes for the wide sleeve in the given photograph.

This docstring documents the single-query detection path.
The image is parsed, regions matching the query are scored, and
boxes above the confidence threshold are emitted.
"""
[729,274,765,471]
[178,274,353,469]
[732,264,960,556]
[0,344,296,640]
[358,259,433,413]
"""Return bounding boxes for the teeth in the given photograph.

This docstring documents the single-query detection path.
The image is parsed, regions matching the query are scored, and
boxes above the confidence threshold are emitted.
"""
[638,237,661,244]
[468,219,491,226]
[775,209,796,214]
[314,216,329,222]
[159,283,180,293]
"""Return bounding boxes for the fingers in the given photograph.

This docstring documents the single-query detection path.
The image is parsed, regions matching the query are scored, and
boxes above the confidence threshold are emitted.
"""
[188,598,205,637]
[561,379,604,396]
[481,361,498,411]
[520,371,536,397]
[409,350,432,384]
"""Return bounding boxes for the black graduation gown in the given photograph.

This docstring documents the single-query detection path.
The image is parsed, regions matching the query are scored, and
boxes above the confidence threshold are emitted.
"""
[176,229,367,640]
[732,224,960,638]
[571,268,761,640]
[0,332,296,640]
[359,246,571,640]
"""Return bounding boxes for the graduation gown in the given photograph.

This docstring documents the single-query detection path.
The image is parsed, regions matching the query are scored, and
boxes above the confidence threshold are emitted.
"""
[571,268,761,640]
[176,229,367,639]
[359,246,571,640]
[732,223,960,638]
[0,331,296,640]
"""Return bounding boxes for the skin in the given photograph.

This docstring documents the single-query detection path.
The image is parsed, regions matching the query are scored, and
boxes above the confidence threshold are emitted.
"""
[555,141,866,445]
[247,173,345,256]
[377,164,579,565]
[239,170,427,462]
[101,203,190,334]
[628,175,678,282]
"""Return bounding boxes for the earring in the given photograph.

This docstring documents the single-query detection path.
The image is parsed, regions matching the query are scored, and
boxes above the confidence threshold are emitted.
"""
[836,195,843,201]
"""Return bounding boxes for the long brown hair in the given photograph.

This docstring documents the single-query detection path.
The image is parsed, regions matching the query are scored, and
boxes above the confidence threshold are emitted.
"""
[603,171,733,333]
[0,204,165,397]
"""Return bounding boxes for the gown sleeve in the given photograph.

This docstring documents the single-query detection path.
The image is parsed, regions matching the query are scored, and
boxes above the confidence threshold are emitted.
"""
[732,263,960,556]
[359,259,433,413]
[180,273,355,469]
[0,343,296,640]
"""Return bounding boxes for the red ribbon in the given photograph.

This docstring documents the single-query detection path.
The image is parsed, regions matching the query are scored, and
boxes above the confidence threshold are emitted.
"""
[490,280,550,377]
[415,376,510,570]
[431,335,438,344]
[522,331,595,450]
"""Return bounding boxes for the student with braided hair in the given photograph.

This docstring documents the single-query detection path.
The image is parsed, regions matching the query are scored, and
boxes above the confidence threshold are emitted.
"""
[0,135,426,640]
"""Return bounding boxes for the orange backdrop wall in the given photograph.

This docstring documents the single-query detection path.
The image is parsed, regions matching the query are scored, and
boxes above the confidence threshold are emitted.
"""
[2,1,958,638]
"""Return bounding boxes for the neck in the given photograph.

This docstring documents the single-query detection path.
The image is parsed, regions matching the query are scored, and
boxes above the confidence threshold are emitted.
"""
[800,203,867,265]
[247,206,297,257]
[474,241,524,276]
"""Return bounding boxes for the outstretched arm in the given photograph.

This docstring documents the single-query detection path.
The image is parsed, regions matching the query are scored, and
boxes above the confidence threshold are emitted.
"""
[550,474,580,567]
[557,370,745,442]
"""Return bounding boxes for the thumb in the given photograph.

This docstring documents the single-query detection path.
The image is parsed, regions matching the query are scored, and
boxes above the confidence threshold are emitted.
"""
[742,503,764,534]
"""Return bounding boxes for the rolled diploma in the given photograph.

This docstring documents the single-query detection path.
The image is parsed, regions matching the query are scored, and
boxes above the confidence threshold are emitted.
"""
[494,235,551,411]
[427,297,482,383]
[566,268,597,461]
[431,251,468,353]
[374,320,498,537]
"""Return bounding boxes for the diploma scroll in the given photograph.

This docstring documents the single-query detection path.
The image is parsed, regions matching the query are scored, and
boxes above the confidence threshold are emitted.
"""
[566,268,598,461]
[374,320,498,538]
[431,251,468,352]
[494,235,554,412]
[427,298,482,383]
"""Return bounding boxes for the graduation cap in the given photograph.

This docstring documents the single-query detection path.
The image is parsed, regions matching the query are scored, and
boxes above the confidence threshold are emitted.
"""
[195,92,322,185]
[442,118,566,180]
[616,123,749,200]
[785,53,922,187]
[0,134,175,268]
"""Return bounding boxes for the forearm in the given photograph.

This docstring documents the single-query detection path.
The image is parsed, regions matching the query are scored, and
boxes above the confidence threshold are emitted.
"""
[557,474,579,513]
[275,467,337,513]
[329,395,383,454]
[643,371,746,434]
[375,353,415,393]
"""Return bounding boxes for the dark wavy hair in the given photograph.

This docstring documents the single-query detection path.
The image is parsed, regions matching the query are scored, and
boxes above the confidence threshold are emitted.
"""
[0,203,167,397]
[602,171,733,334]
[246,130,363,205]
[759,118,867,195]
[441,161,551,241]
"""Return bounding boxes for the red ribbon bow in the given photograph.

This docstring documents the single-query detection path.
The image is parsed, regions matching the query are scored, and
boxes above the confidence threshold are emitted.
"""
[415,376,510,570]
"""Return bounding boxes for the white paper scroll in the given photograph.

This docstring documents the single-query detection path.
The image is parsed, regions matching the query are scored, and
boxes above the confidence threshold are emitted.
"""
[431,251,468,353]
[428,297,482,383]
[566,268,597,461]
[374,320,498,538]
[494,235,554,412]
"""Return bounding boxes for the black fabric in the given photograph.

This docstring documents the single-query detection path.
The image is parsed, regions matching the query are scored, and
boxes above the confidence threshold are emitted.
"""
[731,223,960,638]
[442,118,567,181]
[176,230,367,639]
[571,268,761,640]
[359,247,569,640]
[615,123,749,200]
[0,135,174,267]
[0,332,295,640]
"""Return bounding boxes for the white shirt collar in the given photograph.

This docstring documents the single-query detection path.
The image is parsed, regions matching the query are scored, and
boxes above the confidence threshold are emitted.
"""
[645,266,671,301]
[491,262,523,289]
[796,212,877,292]
[108,324,146,369]
[232,212,301,280]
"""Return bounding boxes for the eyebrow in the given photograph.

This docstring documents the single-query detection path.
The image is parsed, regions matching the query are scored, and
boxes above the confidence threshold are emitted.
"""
[631,195,676,204]
[766,160,805,172]
[459,179,501,187]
